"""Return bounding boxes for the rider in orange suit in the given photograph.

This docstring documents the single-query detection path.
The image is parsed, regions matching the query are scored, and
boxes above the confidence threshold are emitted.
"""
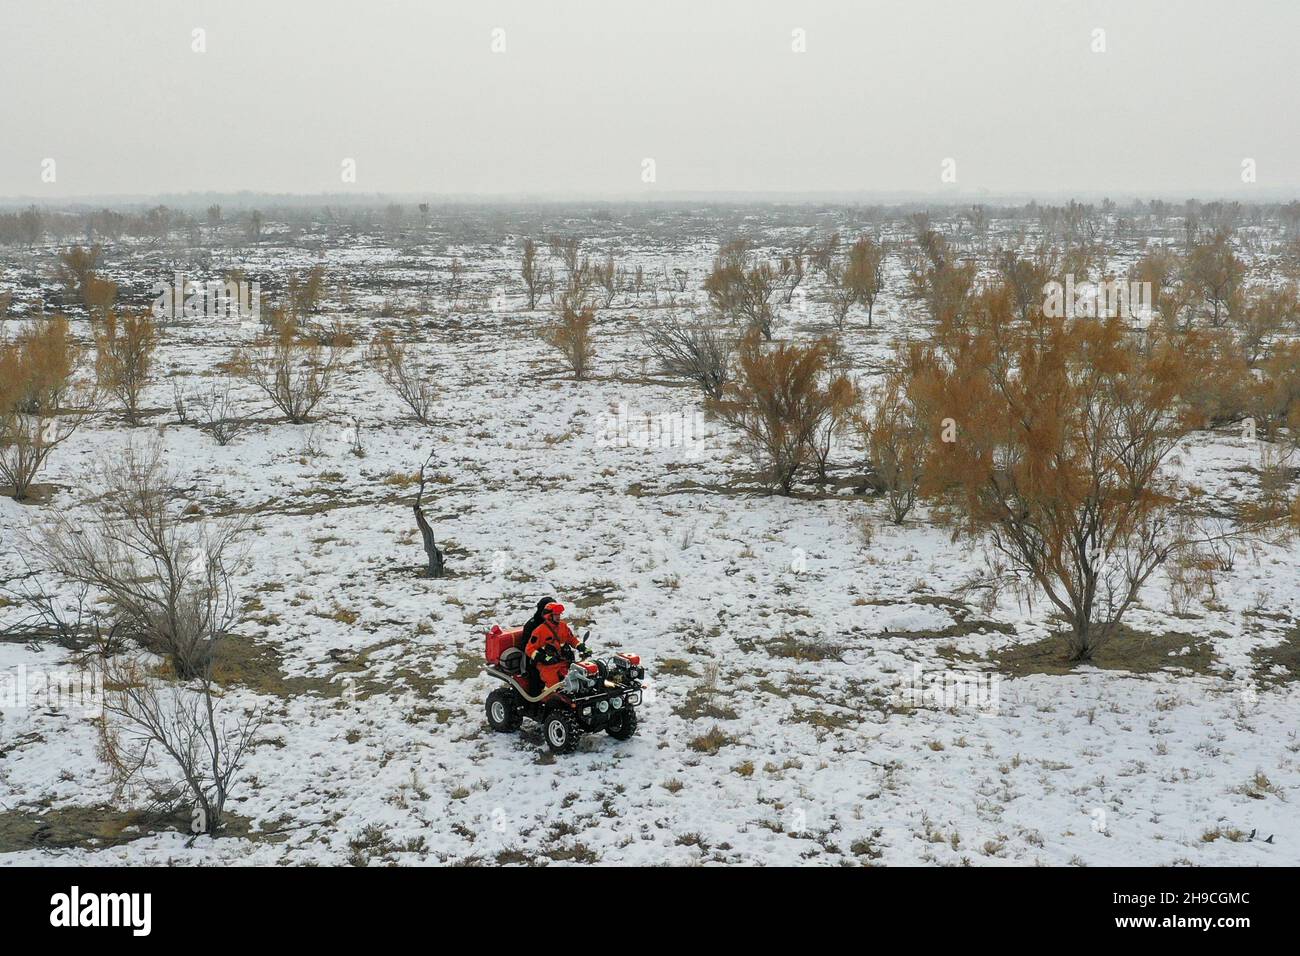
[526,602,582,688]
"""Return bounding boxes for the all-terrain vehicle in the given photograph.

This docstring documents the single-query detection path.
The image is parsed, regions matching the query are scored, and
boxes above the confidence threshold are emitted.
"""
[482,623,646,753]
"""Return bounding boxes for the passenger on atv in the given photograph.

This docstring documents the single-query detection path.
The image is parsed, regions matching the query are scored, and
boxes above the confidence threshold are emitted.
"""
[526,602,588,690]
[517,596,554,693]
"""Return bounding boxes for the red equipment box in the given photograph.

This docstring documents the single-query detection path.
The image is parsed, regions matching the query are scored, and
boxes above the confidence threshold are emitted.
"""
[485,625,524,663]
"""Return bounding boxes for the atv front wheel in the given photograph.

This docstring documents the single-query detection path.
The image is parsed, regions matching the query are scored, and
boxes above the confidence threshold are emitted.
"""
[486,688,522,732]
[543,710,582,754]
[606,707,638,740]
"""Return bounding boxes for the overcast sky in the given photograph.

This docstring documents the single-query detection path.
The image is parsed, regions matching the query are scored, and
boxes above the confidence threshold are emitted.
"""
[1,0,1296,200]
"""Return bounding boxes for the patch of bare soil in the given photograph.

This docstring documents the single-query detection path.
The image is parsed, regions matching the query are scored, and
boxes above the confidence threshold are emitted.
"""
[0,483,61,504]
[212,633,343,697]
[1251,626,1300,686]
[0,804,261,854]
[943,625,1221,679]
[858,595,1014,640]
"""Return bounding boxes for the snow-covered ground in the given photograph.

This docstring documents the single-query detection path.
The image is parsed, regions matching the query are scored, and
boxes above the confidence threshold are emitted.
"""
[2,211,1298,865]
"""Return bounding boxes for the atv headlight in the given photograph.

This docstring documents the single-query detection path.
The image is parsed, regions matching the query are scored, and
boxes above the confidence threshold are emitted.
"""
[582,707,592,717]
[626,692,641,706]
[597,700,609,713]
[611,696,623,710]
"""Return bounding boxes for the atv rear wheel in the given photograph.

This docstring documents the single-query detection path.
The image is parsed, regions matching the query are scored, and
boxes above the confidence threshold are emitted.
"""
[542,710,582,754]
[486,688,522,732]
[606,707,638,740]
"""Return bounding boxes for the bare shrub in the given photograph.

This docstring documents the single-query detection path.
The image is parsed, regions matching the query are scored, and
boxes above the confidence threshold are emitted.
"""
[171,378,189,423]
[643,313,734,400]
[96,647,265,836]
[809,233,841,280]
[0,571,100,650]
[521,238,544,310]
[365,328,436,423]
[1166,542,1218,614]
[778,243,807,304]
[554,253,594,312]
[0,414,81,501]
[552,236,582,278]
[1242,440,1300,527]
[192,379,248,446]
[826,264,858,330]
[542,303,595,380]
[592,255,622,308]
[234,313,345,423]
[447,257,466,308]
[300,315,354,347]
[28,442,248,680]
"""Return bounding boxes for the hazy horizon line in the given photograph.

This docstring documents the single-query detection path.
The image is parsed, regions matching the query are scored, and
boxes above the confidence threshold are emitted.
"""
[3,187,1297,211]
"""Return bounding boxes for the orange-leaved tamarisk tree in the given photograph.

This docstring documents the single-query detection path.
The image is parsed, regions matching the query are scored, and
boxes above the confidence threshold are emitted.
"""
[712,332,853,494]
[0,316,95,500]
[906,283,1197,661]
